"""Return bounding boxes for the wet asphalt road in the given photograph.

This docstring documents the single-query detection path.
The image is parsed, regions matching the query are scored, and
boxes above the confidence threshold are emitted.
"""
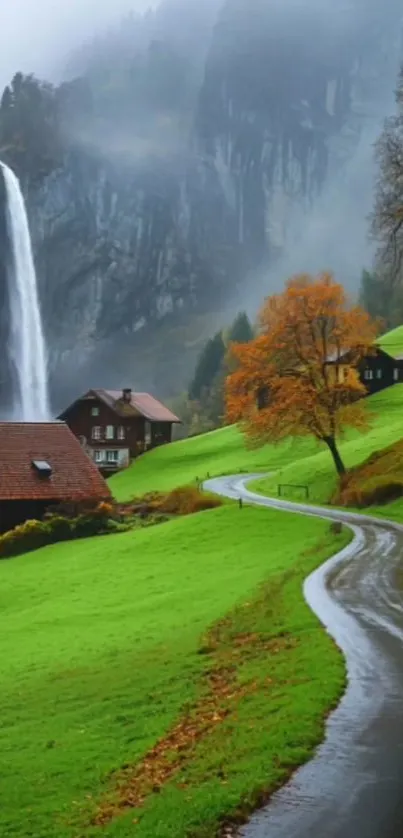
[204,476,403,838]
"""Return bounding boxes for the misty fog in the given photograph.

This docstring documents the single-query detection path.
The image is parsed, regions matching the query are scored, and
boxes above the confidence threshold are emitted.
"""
[0,0,155,88]
[2,0,400,299]
[1,0,402,405]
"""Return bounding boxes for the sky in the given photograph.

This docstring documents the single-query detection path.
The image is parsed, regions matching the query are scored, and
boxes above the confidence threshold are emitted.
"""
[0,0,156,90]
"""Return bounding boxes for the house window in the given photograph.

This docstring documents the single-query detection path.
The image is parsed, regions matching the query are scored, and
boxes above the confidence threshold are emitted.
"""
[394,368,399,381]
[106,450,119,463]
[92,426,101,440]
[376,369,382,379]
[106,425,115,440]
[117,426,125,440]
[364,370,373,381]
[91,406,99,417]
[94,450,105,463]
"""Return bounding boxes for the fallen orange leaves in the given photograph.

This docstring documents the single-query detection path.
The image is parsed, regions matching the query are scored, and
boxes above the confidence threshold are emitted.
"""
[92,627,295,827]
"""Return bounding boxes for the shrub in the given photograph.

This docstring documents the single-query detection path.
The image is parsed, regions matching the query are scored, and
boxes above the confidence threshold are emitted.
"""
[0,519,49,558]
[0,502,117,560]
[154,486,222,515]
[126,486,222,517]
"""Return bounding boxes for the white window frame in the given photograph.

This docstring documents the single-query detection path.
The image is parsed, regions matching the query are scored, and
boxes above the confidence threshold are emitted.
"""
[91,406,100,417]
[394,368,399,381]
[94,450,105,463]
[106,449,119,463]
[364,369,373,381]
[376,369,382,379]
[105,425,115,440]
[91,426,101,440]
[117,426,126,440]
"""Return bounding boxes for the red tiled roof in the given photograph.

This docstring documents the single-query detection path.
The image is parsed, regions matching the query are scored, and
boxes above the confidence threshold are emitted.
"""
[0,422,110,501]
[94,390,181,423]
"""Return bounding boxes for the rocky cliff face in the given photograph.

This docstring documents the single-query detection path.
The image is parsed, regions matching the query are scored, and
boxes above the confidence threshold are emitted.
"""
[1,0,402,409]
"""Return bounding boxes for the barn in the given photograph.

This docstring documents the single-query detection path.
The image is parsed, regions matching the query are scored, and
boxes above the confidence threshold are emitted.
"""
[0,422,110,534]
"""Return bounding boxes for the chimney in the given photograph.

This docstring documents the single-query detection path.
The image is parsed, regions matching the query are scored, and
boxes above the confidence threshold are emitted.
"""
[122,388,132,403]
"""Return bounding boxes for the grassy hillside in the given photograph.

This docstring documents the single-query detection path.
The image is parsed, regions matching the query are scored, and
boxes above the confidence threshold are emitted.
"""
[378,324,403,357]
[110,425,318,499]
[0,505,348,837]
[251,385,403,520]
[111,385,403,504]
[5,378,403,836]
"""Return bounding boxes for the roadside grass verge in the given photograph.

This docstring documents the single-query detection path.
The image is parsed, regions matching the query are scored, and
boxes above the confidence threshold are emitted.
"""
[0,505,349,838]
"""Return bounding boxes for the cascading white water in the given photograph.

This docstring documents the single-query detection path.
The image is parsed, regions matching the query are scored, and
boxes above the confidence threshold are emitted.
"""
[1,162,50,421]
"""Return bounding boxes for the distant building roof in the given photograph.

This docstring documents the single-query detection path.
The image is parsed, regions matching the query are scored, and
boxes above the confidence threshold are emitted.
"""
[0,422,110,501]
[61,389,181,424]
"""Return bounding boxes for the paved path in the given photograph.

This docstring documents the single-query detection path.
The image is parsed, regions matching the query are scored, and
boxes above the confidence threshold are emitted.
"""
[204,475,403,838]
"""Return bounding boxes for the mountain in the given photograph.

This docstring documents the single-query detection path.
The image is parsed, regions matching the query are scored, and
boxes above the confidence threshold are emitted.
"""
[0,0,402,410]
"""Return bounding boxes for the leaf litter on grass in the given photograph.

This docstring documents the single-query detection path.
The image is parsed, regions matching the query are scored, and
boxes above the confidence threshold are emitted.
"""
[93,579,297,828]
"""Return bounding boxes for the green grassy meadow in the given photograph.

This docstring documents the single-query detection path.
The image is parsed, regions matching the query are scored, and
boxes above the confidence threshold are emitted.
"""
[4,380,403,836]
[0,506,348,837]
[111,426,320,499]
[111,385,403,517]
[378,324,403,357]
[251,386,403,520]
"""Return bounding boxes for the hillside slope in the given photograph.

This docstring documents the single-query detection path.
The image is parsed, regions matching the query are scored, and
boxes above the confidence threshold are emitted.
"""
[0,502,348,837]
[252,385,403,520]
[110,385,403,503]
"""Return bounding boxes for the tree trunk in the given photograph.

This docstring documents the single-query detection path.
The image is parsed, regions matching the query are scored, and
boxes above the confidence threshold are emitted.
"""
[324,435,346,476]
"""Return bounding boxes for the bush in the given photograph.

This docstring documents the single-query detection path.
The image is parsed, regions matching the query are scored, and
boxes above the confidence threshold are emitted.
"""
[0,519,50,558]
[154,486,222,515]
[125,485,222,517]
[0,501,117,560]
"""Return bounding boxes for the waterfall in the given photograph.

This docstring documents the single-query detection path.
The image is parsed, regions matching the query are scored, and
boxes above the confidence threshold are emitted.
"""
[1,162,50,421]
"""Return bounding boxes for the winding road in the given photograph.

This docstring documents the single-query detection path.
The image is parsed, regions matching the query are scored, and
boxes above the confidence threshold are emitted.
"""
[204,475,403,838]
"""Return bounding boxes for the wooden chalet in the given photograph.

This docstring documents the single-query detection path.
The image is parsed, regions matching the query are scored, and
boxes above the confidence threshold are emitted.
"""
[58,388,181,474]
[0,422,110,534]
[326,344,403,397]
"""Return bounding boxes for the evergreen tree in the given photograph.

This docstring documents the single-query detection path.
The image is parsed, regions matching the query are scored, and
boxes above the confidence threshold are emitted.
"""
[188,331,225,402]
[226,311,254,344]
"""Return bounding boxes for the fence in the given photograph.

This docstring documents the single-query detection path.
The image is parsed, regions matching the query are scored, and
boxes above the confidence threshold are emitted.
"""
[277,483,309,500]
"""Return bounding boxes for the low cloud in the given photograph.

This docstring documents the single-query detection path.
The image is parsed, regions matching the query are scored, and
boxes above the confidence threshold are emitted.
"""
[0,0,155,89]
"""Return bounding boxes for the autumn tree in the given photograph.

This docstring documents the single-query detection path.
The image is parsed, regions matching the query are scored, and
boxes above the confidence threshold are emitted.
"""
[226,273,379,477]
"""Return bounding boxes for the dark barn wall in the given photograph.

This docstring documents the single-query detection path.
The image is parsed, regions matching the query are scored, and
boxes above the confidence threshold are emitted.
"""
[359,351,401,396]
[151,422,173,447]
[0,499,57,534]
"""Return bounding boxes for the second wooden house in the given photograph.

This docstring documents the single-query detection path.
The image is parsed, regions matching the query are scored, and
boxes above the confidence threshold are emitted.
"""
[58,388,181,473]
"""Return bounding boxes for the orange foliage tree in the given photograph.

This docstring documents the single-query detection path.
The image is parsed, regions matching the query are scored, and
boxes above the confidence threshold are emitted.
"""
[226,273,379,476]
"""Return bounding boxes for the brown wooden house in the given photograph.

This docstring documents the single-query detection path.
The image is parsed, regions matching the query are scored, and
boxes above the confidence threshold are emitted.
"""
[58,388,181,474]
[326,347,403,396]
[0,422,110,534]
